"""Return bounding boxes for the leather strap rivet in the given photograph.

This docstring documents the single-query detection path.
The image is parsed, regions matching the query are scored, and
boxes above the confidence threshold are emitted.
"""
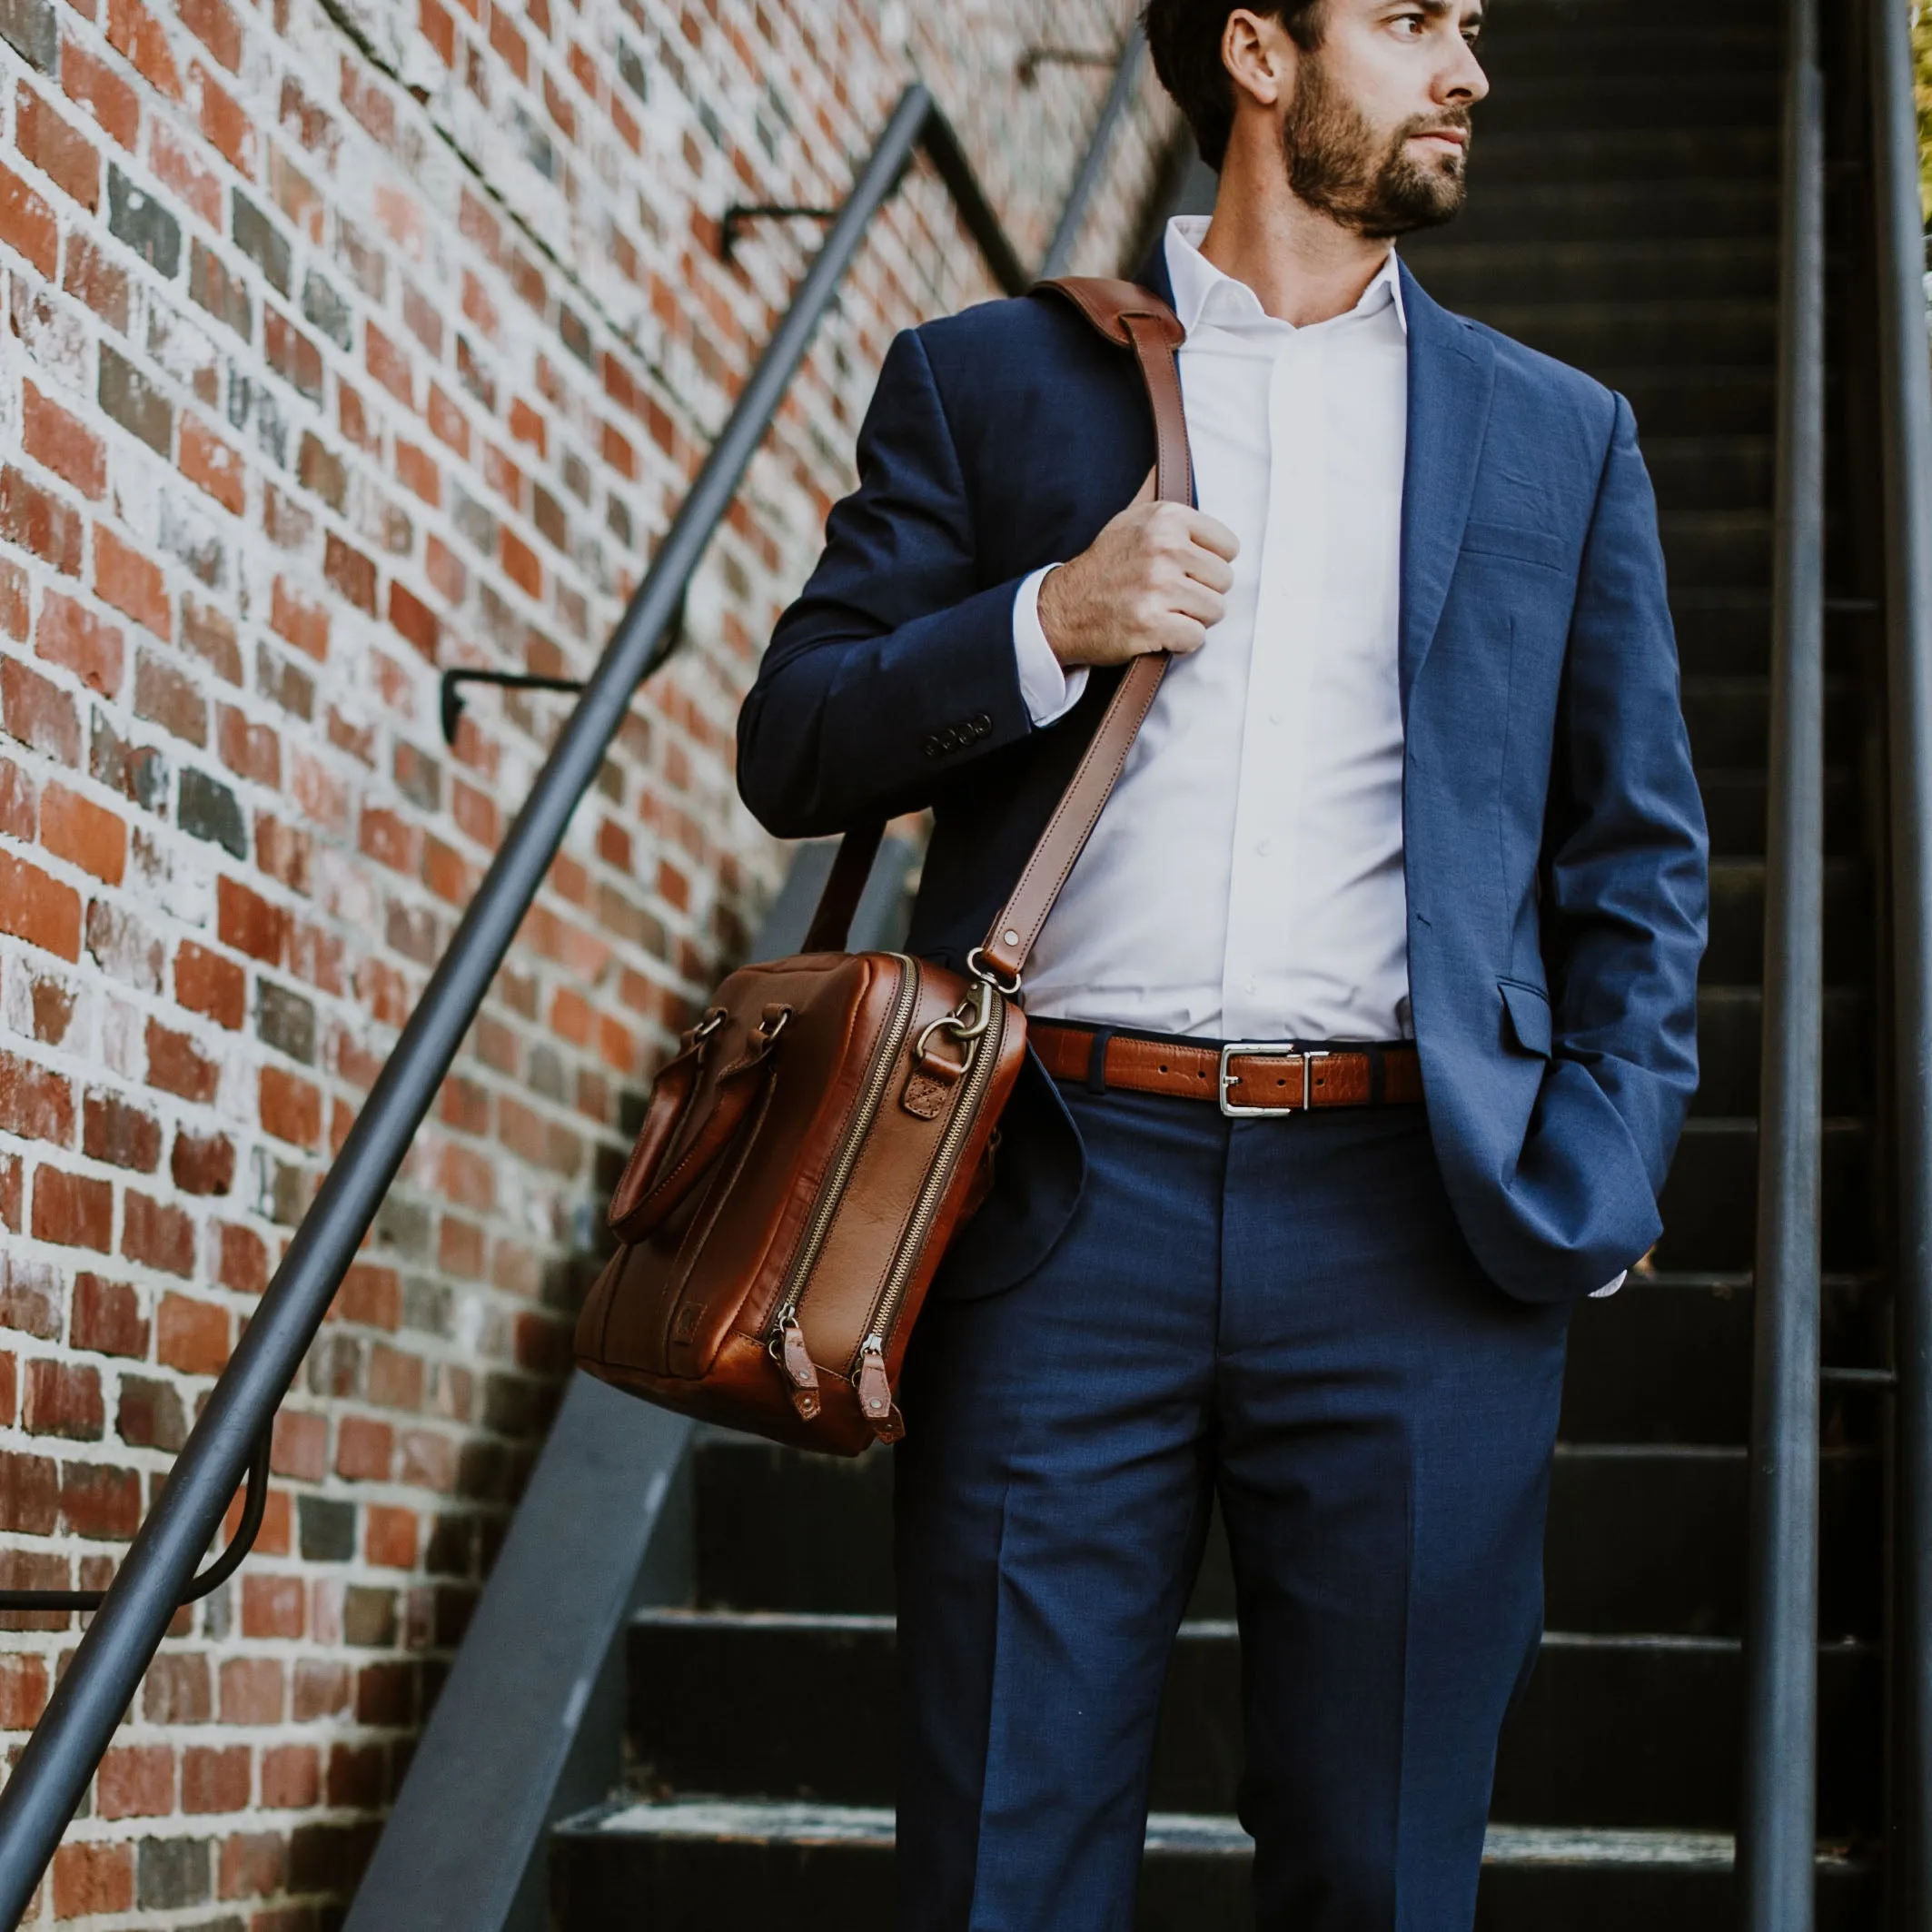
[1003,929,1019,946]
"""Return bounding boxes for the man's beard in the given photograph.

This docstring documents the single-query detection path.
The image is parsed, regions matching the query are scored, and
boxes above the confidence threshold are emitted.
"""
[1281,56,1471,239]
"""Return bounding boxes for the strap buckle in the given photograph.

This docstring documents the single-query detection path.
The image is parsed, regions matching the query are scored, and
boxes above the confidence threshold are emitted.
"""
[1217,1045,1329,1117]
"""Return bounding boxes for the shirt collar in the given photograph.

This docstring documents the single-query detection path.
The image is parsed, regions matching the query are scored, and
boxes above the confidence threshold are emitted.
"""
[1162,213,1408,339]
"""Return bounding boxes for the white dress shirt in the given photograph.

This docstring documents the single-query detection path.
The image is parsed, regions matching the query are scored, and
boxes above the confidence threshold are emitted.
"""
[1008,216,1625,1294]
[1016,214,1411,1045]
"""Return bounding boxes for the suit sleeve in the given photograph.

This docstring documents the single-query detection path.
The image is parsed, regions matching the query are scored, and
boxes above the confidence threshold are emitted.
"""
[1540,391,1710,1194]
[736,327,1037,838]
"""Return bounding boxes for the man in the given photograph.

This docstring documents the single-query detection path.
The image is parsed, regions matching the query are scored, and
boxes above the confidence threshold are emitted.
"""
[736,0,1708,1924]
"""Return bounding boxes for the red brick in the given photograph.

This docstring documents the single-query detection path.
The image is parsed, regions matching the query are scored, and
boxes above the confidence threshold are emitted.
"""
[259,1741,318,1808]
[389,580,438,659]
[133,647,206,744]
[0,1650,48,1728]
[335,1414,392,1481]
[83,1087,159,1169]
[52,1840,134,1917]
[183,1743,251,1813]
[60,35,140,149]
[271,1408,326,1480]
[94,523,170,637]
[40,781,125,885]
[64,227,131,329]
[333,1261,400,1330]
[270,576,329,659]
[501,526,541,599]
[0,463,84,575]
[218,1829,286,1901]
[0,848,80,960]
[24,1359,101,1438]
[363,1502,418,1568]
[242,1570,303,1638]
[0,157,57,275]
[37,590,124,696]
[124,1190,194,1275]
[104,0,181,95]
[22,380,104,499]
[0,1253,60,1338]
[18,82,101,215]
[218,703,279,786]
[0,1447,57,1531]
[157,1291,228,1372]
[259,1064,321,1147]
[146,1017,220,1102]
[219,1655,283,1723]
[70,1272,146,1356]
[151,116,222,226]
[145,1652,212,1722]
[218,874,287,964]
[180,0,241,68]
[96,1742,173,1818]
[193,59,253,173]
[217,1219,270,1294]
[175,939,245,1026]
[60,1458,140,1535]
[172,1128,236,1195]
[0,1153,19,1234]
[182,411,247,514]
[0,1047,74,1144]
[32,1163,111,1250]
[322,530,378,613]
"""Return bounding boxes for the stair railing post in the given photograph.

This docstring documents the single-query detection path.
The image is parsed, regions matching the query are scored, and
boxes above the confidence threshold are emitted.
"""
[1869,0,1932,1921]
[1739,0,1828,1923]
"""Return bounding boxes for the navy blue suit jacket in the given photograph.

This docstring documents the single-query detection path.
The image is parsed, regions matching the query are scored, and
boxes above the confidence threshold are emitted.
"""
[738,253,1709,1304]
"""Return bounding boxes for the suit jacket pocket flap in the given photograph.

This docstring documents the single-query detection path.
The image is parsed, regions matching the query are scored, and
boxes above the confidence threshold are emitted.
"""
[1500,978,1553,1056]
[1462,520,1569,573]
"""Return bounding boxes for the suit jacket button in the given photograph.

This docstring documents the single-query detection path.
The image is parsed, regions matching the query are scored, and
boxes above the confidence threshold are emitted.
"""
[971,713,991,737]
[923,735,943,758]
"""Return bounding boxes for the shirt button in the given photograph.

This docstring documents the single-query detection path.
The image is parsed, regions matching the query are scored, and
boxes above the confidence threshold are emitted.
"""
[1268,709,1283,727]
[1255,838,1272,857]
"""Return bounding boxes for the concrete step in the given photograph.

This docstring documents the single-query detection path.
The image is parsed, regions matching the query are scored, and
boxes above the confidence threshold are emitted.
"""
[1655,1117,1876,1274]
[1558,1273,1888,1449]
[1404,239,1779,309]
[622,1612,1882,1834]
[1469,71,1778,137]
[1446,180,1778,247]
[1469,300,1777,372]
[1470,126,1783,184]
[1692,984,1874,1116]
[1705,857,1874,986]
[1590,366,1775,438]
[550,1802,1877,1932]
[1639,435,1773,516]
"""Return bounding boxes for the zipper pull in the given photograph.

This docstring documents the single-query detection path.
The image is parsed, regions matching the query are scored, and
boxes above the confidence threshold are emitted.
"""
[856,1336,904,1442]
[778,1314,821,1421]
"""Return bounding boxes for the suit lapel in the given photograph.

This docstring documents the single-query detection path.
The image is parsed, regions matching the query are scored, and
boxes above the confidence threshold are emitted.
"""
[1399,263,1496,714]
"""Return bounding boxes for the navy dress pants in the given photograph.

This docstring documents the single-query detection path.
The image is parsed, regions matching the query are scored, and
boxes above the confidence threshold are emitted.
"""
[892,1080,1571,1932]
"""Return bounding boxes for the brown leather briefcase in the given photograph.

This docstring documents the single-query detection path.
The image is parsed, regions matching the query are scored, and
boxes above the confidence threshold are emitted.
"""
[573,275,1192,1454]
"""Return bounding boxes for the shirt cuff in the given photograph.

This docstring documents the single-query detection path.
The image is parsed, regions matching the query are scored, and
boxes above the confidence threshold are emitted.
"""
[1013,565,1088,726]
[1589,1271,1628,1300]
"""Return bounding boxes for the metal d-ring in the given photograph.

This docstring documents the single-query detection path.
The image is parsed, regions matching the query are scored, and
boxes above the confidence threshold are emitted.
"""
[966,947,1022,996]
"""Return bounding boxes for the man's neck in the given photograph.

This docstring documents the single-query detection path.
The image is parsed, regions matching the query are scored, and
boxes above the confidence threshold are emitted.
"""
[1198,142,1392,328]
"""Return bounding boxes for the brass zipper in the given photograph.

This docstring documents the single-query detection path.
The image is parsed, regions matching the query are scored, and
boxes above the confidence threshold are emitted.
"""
[851,990,1007,1424]
[766,956,920,1398]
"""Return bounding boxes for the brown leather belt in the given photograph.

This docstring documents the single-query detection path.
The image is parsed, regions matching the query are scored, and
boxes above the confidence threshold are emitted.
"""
[1031,1021,1423,1116]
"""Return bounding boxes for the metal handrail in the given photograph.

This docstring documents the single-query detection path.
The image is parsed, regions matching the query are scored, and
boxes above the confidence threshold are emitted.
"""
[1737,0,1827,1919]
[0,48,1151,1918]
[1870,0,1932,1917]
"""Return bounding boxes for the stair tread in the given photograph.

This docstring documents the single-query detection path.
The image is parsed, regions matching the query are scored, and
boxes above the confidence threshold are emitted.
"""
[562,1799,1870,1874]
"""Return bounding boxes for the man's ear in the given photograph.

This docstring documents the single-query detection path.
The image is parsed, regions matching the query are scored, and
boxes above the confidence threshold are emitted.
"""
[1222,7,1296,111]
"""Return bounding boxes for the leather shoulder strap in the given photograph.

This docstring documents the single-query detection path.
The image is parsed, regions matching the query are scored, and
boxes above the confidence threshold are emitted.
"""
[798,277,1190,976]
[973,277,1188,984]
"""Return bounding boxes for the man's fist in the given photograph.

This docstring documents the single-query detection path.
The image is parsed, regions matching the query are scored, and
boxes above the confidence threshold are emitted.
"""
[1036,468,1240,669]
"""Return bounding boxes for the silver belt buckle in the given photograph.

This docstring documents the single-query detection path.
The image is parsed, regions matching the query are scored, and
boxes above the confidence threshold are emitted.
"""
[1217,1044,1328,1117]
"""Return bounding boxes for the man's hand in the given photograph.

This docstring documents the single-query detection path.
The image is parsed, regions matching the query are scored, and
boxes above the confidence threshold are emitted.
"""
[1036,468,1240,669]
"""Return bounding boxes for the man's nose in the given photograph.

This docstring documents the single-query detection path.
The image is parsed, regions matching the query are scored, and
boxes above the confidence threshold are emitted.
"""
[1441,40,1490,104]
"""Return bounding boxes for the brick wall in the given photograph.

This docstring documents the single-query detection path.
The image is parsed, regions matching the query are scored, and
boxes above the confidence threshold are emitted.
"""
[0,0,1176,1917]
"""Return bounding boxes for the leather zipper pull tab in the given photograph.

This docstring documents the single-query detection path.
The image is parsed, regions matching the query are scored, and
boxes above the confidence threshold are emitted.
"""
[778,1315,821,1421]
[857,1336,898,1437]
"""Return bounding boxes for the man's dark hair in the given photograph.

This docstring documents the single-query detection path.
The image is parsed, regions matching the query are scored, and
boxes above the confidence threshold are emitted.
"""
[1143,0,1326,172]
